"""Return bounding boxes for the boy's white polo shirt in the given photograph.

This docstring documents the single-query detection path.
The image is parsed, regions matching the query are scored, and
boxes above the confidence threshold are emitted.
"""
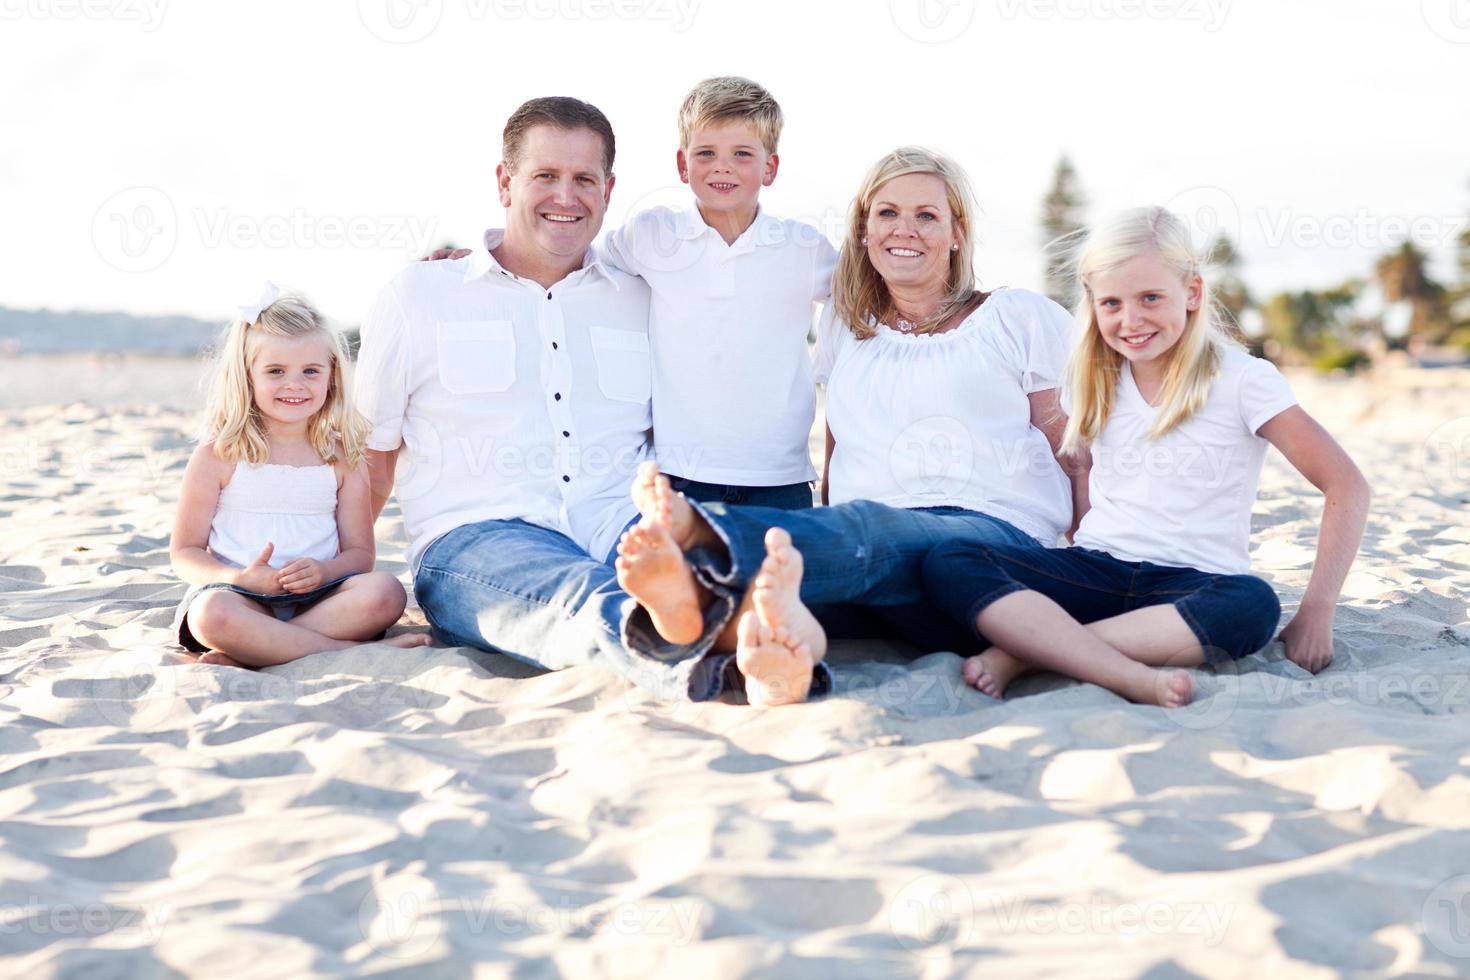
[602,205,837,487]
[354,230,652,572]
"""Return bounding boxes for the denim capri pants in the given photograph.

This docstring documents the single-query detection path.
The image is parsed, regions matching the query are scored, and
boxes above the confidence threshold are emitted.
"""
[921,541,1282,664]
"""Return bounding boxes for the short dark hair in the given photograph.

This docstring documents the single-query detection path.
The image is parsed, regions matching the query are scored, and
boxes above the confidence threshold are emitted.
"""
[502,96,616,176]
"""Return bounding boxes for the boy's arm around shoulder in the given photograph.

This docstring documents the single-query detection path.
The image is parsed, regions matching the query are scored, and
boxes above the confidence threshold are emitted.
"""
[1257,405,1371,673]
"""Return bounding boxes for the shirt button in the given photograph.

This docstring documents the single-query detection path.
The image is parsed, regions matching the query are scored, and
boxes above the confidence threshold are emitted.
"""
[546,292,553,300]
[562,430,570,438]
[562,475,571,483]
[552,342,558,350]
[554,392,562,401]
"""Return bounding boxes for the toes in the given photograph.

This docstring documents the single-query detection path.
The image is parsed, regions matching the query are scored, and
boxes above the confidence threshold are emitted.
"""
[961,656,982,686]
[736,610,761,647]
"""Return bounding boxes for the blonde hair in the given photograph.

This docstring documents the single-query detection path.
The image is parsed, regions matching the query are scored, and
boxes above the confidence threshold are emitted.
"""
[1060,205,1243,454]
[677,76,783,155]
[204,293,369,467]
[833,146,983,340]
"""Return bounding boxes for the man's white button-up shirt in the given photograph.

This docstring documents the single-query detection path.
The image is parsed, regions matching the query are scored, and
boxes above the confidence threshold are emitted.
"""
[356,229,653,571]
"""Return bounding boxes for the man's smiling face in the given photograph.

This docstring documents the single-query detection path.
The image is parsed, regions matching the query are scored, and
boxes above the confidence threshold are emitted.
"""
[497,124,614,263]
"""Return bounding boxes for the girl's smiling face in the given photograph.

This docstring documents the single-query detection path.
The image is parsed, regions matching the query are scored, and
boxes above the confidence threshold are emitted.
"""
[248,333,333,427]
[1087,252,1202,368]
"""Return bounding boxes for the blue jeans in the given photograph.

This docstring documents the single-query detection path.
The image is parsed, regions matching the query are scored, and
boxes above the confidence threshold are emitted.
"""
[686,502,1039,653]
[920,541,1283,664]
[669,475,814,511]
[414,519,742,701]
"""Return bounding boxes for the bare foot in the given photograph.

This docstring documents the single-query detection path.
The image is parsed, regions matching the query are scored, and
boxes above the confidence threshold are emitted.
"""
[631,461,700,549]
[198,650,251,669]
[615,523,704,645]
[961,647,1030,698]
[738,528,826,706]
[1153,669,1195,709]
[384,632,433,649]
[736,613,817,707]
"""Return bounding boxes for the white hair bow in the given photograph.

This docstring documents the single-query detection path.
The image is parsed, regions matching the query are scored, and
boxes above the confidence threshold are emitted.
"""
[237,281,281,325]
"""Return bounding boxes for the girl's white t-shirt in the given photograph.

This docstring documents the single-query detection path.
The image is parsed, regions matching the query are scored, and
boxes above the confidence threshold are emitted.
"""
[814,288,1075,545]
[1071,347,1297,576]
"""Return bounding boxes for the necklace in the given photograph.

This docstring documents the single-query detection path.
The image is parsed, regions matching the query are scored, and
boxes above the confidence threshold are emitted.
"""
[892,307,933,334]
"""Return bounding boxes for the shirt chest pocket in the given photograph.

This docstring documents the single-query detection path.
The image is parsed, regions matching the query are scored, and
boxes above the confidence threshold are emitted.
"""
[437,321,516,394]
[589,327,651,404]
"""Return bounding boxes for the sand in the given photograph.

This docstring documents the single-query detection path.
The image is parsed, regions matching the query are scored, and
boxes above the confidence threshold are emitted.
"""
[1,354,1468,977]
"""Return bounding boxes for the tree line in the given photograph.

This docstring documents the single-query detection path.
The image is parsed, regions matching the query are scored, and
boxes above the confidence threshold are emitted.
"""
[1039,156,1470,372]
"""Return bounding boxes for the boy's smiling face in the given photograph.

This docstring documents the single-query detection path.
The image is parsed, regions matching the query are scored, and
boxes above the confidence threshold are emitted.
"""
[677,119,778,219]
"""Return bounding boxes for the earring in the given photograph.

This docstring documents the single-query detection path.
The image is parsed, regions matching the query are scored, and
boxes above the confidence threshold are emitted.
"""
[951,244,959,251]
[861,237,868,245]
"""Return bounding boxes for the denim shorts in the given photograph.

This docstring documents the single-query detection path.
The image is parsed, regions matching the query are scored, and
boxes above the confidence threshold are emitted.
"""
[172,575,353,653]
[921,541,1282,663]
[667,475,814,511]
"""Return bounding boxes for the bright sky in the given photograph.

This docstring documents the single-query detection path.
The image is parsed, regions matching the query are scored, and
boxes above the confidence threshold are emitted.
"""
[2,0,1466,325]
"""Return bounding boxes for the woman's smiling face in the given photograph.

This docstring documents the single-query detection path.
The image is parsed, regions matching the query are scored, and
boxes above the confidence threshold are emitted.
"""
[864,173,958,297]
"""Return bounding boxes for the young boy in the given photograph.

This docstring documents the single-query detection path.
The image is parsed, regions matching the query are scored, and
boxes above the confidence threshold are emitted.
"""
[601,76,838,510]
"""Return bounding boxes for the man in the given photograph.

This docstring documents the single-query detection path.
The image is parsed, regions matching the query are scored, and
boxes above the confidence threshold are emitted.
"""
[356,97,800,701]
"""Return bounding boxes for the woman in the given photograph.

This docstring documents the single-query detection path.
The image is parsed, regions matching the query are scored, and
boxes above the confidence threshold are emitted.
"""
[619,147,1104,704]
[809,146,1086,650]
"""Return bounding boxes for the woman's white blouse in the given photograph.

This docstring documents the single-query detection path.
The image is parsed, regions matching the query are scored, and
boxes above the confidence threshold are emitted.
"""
[207,462,340,569]
[814,288,1076,544]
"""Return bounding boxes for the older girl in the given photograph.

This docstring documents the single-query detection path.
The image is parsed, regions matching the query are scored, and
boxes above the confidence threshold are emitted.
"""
[922,207,1370,705]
